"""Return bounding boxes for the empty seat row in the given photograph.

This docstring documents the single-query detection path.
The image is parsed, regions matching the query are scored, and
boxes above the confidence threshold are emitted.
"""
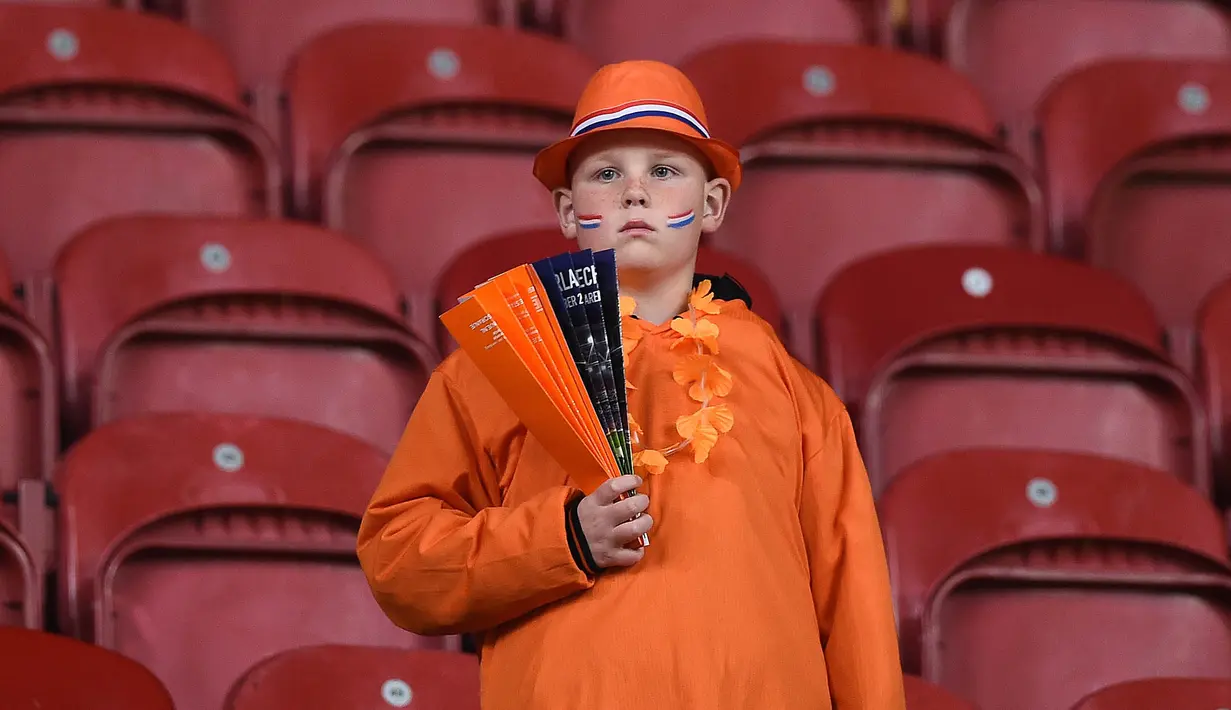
[3,413,1231,709]
[3,221,1231,544]
[88,0,1231,164]
[5,622,1229,709]
[1,6,1229,375]
[0,627,480,709]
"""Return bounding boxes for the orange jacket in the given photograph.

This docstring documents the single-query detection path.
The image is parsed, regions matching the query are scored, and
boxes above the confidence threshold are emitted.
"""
[358,299,906,709]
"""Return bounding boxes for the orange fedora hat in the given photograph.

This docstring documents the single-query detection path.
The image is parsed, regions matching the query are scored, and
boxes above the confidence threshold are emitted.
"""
[532,60,742,192]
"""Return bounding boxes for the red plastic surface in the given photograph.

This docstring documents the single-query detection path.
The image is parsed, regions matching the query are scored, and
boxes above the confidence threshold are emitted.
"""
[58,413,460,710]
[817,244,1204,494]
[0,627,175,709]
[1069,677,1231,710]
[880,449,1231,710]
[225,645,480,710]
[54,215,435,450]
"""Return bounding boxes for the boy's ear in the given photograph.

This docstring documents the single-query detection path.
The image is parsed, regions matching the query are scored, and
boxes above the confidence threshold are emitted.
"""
[553,187,579,241]
[700,176,733,234]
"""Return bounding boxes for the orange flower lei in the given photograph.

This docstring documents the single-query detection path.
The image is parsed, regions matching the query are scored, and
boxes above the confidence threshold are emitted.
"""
[621,280,735,475]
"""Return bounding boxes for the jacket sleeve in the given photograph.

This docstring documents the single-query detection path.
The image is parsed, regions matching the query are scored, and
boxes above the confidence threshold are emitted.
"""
[357,369,596,636]
[799,405,906,710]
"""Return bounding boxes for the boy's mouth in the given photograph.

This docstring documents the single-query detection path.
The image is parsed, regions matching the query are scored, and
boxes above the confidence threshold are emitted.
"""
[620,219,654,233]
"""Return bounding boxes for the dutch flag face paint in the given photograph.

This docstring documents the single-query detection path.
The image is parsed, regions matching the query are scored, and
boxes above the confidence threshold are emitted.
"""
[666,210,696,229]
[577,215,602,230]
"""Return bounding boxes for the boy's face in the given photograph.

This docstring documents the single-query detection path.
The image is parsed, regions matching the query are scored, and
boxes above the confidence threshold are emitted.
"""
[552,129,732,277]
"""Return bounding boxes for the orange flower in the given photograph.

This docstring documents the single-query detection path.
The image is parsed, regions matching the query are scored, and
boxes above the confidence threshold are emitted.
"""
[672,354,733,403]
[676,404,735,463]
[619,295,637,320]
[628,413,644,443]
[634,449,669,475]
[689,279,722,315]
[670,317,720,354]
[621,296,645,357]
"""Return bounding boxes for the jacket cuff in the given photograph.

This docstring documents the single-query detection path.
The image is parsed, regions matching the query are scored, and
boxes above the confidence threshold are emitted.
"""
[565,491,601,578]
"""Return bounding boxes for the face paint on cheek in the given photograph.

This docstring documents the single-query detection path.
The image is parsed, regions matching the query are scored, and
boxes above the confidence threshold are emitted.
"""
[577,215,603,230]
[666,210,696,229]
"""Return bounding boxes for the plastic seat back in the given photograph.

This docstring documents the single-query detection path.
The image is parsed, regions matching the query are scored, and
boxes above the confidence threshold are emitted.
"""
[433,227,785,352]
[0,627,175,709]
[0,255,56,521]
[0,5,279,331]
[287,24,595,338]
[1199,277,1231,502]
[682,40,1042,366]
[1039,60,1231,369]
[170,0,505,142]
[559,0,881,66]
[54,215,435,450]
[946,0,1231,159]
[59,413,460,710]
[817,244,1205,496]
[225,645,480,710]
[880,449,1231,710]
[1069,677,1231,710]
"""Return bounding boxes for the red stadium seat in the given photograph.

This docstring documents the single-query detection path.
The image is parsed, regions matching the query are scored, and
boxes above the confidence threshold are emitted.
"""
[0,627,175,709]
[553,0,886,67]
[681,41,1042,367]
[54,215,436,450]
[945,0,1231,160]
[903,675,980,710]
[58,413,460,710]
[1039,60,1231,370]
[817,245,1206,496]
[287,23,595,338]
[225,645,480,710]
[167,1,507,142]
[0,5,279,331]
[881,449,1231,710]
[1199,277,1231,502]
[434,227,785,352]
[1069,677,1231,710]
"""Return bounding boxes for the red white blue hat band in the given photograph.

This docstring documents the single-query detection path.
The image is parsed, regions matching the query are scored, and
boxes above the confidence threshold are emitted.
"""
[571,101,710,139]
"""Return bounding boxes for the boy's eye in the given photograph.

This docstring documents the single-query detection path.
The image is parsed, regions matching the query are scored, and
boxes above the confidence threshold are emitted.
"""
[651,165,677,178]
[597,168,619,181]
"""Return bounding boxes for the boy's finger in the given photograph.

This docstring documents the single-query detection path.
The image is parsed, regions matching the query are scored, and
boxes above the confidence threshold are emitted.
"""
[611,493,649,521]
[609,474,642,494]
[612,514,654,543]
[591,475,641,505]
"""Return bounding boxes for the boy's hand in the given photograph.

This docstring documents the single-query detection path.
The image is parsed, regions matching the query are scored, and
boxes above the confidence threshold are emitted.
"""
[576,475,653,569]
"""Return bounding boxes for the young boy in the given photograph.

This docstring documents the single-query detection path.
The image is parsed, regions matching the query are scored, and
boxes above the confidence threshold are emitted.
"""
[357,60,906,710]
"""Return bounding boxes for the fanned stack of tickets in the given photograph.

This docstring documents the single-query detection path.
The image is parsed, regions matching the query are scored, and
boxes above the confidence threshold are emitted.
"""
[440,249,644,543]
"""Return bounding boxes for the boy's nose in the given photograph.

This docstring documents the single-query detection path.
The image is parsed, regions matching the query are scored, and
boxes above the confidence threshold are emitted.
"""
[622,181,649,207]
